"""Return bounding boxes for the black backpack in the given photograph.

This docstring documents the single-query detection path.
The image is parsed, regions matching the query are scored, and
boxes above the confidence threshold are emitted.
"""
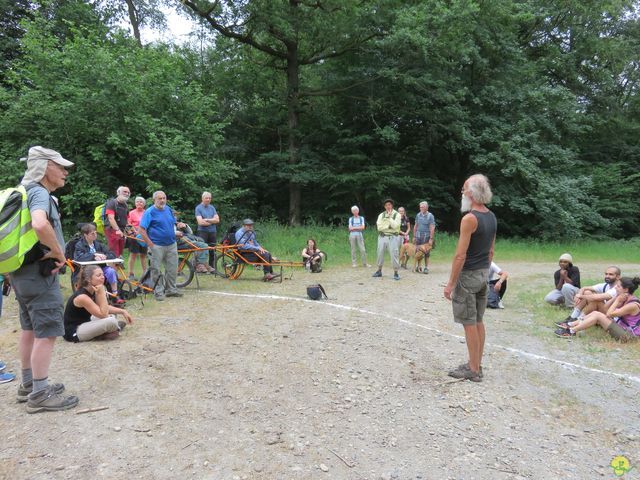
[64,232,82,261]
[307,284,327,300]
[222,222,242,245]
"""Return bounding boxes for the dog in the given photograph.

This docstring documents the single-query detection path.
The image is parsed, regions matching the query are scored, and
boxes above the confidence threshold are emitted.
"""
[399,242,432,272]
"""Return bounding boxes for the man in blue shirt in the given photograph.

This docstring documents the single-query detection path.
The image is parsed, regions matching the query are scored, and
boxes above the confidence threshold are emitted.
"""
[234,219,278,281]
[138,191,183,301]
[413,201,436,274]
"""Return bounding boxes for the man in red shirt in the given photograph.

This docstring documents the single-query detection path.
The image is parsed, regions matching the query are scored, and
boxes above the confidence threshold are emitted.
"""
[104,186,130,256]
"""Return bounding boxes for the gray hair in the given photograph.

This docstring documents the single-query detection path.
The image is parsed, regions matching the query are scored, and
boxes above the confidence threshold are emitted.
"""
[467,174,493,204]
[135,196,145,203]
[419,201,428,208]
[351,205,359,213]
[202,191,212,199]
[152,191,165,201]
[116,186,130,195]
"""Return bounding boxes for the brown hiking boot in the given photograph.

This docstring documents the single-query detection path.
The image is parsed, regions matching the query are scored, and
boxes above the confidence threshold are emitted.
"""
[26,385,79,413]
[448,364,482,382]
[17,382,65,403]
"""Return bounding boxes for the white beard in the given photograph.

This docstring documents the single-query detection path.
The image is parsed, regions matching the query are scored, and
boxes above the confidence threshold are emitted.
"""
[461,195,472,213]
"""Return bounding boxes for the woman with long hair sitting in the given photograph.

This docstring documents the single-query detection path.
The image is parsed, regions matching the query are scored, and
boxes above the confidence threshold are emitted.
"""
[556,276,640,341]
[63,265,133,342]
[302,238,326,273]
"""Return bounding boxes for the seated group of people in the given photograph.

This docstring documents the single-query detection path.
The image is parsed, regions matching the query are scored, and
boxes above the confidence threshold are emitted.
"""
[545,256,640,342]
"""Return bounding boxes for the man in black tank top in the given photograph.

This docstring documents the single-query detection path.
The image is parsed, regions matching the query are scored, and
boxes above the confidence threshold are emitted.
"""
[444,174,497,383]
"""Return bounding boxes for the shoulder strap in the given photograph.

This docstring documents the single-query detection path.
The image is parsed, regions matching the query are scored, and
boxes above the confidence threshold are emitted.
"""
[317,283,328,299]
[24,182,56,223]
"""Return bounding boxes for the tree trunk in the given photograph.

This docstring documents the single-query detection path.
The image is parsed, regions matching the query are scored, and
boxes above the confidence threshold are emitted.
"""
[287,42,301,226]
[125,0,142,46]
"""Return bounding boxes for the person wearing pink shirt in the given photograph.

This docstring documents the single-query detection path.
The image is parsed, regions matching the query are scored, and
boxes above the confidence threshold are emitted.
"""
[126,196,148,279]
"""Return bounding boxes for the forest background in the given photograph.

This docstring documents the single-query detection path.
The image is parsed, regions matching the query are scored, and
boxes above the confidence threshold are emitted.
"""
[0,0,639,240]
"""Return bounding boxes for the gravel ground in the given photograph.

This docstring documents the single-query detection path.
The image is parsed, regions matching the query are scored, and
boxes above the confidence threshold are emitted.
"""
[0,261,639,480]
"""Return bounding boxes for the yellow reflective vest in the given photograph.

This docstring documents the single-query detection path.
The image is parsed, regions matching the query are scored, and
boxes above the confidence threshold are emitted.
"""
[0,186,39,274]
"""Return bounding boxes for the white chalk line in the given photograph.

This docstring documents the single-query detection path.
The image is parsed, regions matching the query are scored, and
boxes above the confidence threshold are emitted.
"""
[203,290,640,385]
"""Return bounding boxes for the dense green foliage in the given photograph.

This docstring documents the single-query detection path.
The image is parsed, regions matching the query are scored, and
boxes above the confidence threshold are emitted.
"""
[0,1,638,239]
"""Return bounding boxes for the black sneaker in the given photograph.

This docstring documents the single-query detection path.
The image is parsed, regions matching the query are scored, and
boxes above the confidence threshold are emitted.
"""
[372,270,382,278]
[554,328,575,338]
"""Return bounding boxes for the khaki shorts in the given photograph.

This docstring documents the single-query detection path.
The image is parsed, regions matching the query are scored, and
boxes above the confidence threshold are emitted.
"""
[452,269,489,326]
[606,321,638,342]
[11,262,64,338]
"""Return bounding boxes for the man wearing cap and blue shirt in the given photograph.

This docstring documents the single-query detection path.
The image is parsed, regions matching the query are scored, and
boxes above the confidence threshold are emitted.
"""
[545,253,581,307]
[235,219,278,281]
[12,146,79,413]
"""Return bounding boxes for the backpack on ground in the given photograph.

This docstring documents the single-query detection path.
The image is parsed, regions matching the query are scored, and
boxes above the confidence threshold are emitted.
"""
[0,185,41,274]
[307,284,328,300]
[92,201,109,235]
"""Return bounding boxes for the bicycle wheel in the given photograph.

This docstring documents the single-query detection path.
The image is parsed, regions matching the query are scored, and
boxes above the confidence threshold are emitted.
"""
[176,257,195,288]
[216,251,238,279]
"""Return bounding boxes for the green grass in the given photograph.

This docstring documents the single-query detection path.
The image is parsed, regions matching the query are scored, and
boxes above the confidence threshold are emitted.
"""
[256,222,640,265]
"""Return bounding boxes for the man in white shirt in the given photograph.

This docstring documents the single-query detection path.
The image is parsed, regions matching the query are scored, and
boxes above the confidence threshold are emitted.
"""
[556,266,620,327]
[487,261,508,309]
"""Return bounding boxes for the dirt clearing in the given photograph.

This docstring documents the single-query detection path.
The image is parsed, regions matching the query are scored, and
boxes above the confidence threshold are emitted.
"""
[1,262,638,479]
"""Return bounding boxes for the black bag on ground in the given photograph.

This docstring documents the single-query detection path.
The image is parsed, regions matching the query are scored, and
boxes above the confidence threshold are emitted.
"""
[307,284,327,300]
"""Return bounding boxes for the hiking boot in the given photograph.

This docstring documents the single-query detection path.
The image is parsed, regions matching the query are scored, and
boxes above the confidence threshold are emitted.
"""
[17,382,65,403]
[457,363,483,378]
[195,263,208,274]
[166,291,183,298]
[372,270,382,278]
[155,294,166,302]
[448,364,482,382]
[26,385,79,414]
[393,272,400,281]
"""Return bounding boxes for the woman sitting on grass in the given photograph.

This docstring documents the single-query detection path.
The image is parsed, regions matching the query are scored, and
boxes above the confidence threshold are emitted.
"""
[302,238,326,273]
[64,265,133,343]
[556,276,640,341]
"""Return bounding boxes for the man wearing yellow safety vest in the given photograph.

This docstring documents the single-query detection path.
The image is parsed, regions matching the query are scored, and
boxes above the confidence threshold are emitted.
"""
[11,146,79,413]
